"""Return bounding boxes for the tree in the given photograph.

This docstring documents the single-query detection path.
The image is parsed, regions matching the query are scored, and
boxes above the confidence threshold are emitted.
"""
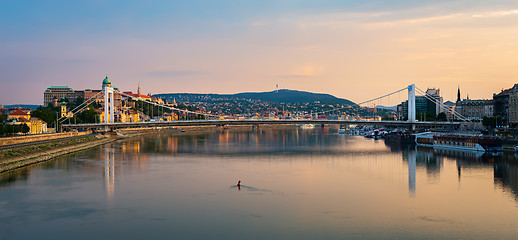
[416,112,436,121]
[382,115,395,121]
[3,124,13,136]
[436,112,447,122]
[76,107,99,123]
[482,116,501,129]
[21,124,30,134]
[31,106,58,127]
[75,96,85,106]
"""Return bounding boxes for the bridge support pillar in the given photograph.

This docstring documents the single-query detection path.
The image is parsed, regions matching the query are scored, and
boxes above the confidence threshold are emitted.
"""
[104,86,114,131]
[408,84,416,123]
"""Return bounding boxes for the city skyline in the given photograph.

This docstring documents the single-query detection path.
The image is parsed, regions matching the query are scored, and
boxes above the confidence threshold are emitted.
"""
[1,0,518,105]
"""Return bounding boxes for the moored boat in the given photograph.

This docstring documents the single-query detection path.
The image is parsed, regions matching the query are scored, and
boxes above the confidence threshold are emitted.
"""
[415,132,502,152]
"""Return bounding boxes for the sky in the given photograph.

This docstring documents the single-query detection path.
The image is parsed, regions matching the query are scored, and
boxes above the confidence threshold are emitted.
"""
[1,0,518,106]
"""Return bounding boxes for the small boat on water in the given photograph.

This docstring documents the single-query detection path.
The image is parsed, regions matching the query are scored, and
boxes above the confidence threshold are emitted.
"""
[415,132,502,152]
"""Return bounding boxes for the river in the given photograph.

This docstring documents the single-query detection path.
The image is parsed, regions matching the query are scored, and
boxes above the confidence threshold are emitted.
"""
[1,127,517,239]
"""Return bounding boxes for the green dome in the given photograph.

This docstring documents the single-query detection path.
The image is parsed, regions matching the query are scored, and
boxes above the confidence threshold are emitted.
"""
[103,76,111,85]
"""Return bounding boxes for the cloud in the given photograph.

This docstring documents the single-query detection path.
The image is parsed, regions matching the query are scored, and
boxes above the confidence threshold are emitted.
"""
[472,9,518,18]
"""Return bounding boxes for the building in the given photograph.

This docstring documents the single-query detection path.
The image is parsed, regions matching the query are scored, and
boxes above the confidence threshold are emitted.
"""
[425,88,443,115]
[8,110,30,120]
[397,88,443,120]
[6,111,47,134]
[443,101,456,121]
[43,76,121,109]
[99,108,141,123]
[123,91,152,102]
[455,99,493,121]
[28,117,47,134]
[508,84,518,126]
[493,88,510,125]
[43,86,81,106]
[84,88,103,104]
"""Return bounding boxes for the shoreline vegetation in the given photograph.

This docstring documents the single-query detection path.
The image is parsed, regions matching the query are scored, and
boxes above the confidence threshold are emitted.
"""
[0,125,293,174]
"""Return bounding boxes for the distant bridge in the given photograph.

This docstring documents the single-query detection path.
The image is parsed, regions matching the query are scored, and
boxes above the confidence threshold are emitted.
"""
[62,119,460,131]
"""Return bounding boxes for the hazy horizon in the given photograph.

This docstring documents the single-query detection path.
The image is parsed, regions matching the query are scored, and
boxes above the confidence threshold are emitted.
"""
[2,0,517,106]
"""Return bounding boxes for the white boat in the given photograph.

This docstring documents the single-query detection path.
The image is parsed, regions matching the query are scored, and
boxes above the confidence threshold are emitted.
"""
[415,132,434,147]
[415,132,502,152]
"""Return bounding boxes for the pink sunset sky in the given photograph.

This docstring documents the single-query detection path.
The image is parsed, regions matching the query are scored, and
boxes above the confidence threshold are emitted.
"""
[1,0,518,106]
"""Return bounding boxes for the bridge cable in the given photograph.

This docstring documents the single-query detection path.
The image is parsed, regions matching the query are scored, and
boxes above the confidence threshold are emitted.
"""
[118,91,222,119]
[317,86,408,116]
[415,87,471,122]
[59,90,105,123]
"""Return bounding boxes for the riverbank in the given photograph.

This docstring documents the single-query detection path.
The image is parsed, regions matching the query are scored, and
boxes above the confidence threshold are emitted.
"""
[0,125,227,174]
[0,131,91,146]
[0,134,117,173]
[0,124,309,174]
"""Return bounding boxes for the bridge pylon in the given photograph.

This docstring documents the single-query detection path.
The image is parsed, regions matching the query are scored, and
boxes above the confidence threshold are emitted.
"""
[408,84,416,123]
[104,87,115,131]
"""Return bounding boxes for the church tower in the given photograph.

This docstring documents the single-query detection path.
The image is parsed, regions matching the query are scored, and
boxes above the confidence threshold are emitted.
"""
[137,82,142,95]
[457,86,461,102]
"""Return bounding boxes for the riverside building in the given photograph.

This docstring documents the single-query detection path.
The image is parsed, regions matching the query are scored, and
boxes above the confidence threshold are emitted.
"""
[43,76,122,109]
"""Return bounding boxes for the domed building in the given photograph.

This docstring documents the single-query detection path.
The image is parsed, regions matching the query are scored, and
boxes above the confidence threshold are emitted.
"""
[43,75,121,110]
[102,76,112,88]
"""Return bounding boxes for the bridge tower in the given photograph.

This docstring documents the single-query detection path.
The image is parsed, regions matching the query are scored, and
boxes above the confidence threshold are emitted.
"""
[104,86,115,125]
[408,84,416,122]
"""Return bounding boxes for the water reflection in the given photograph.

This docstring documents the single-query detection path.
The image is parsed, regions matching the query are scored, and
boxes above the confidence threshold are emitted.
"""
[104,147,115,200]
[1,127,518,239]
[407,150,416,198]
[0,168,29,188]
[127,128,394,156]
[494,161,518,200]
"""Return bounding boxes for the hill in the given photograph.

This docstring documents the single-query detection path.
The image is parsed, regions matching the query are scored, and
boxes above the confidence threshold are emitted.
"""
[3,104,41,110]
[154,89,356,105]
[375,105,397,111]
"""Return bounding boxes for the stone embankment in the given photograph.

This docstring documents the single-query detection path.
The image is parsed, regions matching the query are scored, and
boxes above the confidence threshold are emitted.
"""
[0,131,91,146]
[0,127,204,173]
[0,134,116,173]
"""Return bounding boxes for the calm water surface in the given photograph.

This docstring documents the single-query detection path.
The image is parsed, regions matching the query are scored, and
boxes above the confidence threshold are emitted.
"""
[1,127,517,239]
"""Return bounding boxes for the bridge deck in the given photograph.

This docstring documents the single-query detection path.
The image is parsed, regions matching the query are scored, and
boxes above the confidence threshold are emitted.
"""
[62,119,460,130]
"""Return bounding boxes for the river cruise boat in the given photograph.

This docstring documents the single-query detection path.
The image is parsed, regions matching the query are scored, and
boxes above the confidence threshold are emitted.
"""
[415,132,502,152]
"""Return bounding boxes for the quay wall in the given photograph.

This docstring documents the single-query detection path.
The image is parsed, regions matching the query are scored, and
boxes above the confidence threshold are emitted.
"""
[0,131,91,146]
[0,136,115,173]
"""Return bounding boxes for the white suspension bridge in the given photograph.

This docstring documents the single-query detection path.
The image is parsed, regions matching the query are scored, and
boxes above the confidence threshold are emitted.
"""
[61,84,464,131]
